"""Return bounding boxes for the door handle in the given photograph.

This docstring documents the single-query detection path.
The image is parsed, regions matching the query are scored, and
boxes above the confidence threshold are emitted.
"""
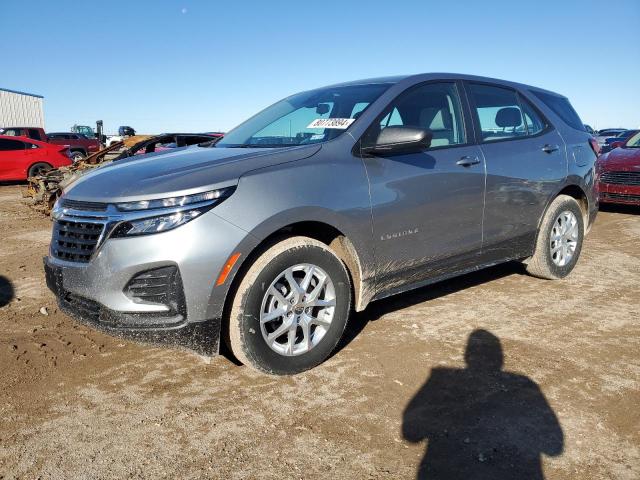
[456,156,481,167]
[542,144,560,153]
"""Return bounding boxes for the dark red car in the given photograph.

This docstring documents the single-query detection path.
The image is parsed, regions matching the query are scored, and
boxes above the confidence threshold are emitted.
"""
[597,131,640,206]
[46,132,101,161]
[0,135,72,180]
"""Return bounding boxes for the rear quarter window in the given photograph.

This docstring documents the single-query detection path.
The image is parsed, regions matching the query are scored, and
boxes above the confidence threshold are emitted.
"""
[532,91,585,131]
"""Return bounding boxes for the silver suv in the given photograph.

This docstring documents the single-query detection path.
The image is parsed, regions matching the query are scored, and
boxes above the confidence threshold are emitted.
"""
[45,73,598,374]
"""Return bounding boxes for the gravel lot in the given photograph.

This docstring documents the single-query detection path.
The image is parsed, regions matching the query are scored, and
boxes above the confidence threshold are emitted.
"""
[0,183,638,479]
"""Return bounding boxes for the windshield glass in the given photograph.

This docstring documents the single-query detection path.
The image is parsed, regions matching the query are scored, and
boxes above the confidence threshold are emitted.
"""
[216,83,392,148]
[626,132,640,147]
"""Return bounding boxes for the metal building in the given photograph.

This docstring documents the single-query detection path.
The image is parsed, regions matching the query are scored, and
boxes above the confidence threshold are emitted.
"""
[0,88,45,128]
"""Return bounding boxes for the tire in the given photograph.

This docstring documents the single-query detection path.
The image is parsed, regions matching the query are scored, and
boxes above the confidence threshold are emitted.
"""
[27,162,52,178]
[227,236,352,375]
[525,195,584,280]
[70,151,85,162]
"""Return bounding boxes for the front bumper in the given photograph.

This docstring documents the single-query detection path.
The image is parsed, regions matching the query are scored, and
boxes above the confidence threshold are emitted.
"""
[45,208,258,336]
[598,181,640,205]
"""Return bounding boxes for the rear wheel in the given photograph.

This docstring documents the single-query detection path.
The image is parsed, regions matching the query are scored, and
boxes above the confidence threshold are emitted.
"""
[70,151,85,162]
[525,195,584,280]
[27,162,52,178]
[227,237,352,375]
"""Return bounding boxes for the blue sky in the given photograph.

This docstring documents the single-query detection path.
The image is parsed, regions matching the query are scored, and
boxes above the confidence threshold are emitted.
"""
[2,0,638,133]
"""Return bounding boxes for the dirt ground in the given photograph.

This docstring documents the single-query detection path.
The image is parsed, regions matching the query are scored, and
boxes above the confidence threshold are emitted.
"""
[0,183,638,479]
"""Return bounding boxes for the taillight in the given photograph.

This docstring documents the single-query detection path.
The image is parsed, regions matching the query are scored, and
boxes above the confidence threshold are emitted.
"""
[589,137,601,156]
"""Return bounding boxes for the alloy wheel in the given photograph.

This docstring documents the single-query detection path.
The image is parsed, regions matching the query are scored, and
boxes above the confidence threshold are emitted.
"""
[259,264,336,356]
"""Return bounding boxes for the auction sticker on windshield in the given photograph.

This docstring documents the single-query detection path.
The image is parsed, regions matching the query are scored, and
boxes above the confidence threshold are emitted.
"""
[307,118,355,129]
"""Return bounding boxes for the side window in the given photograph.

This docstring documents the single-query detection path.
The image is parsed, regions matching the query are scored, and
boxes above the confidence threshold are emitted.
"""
[0,139,25,151]
[520,98,546,136]
[27,129,41,140]
[25,143,39,149]
[468,84,527,142]
[365,82,466,149]
[1,128,20,137]
[531,91,584,131]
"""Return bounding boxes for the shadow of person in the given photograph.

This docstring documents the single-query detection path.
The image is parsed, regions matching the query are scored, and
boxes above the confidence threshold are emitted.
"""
[402,329,563,480]
[0,275,14,308]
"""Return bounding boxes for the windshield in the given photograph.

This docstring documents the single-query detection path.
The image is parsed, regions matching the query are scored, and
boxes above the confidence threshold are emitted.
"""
[626,132,640,148]
[216,83,392,148]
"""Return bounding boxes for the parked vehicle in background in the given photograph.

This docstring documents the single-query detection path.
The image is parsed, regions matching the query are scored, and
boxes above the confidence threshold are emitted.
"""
[44,73,597,374]
[597,131,640,205]
[0,126,47,142]
[600,129,640,154]
[0,127,102,160]
[584,124,595,135]
[106,126,137,147]
[0,135,72,180]
[71,124,98,139]
[595,128,627,147]
[115,133,223,160]
[47,132,101,161]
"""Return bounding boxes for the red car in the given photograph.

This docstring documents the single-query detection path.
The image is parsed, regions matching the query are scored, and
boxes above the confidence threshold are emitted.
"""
[0,135,72,181]
[597,131,640,206]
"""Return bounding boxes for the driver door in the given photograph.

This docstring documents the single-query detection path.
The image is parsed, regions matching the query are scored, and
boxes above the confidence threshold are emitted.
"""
[360,81,485,296]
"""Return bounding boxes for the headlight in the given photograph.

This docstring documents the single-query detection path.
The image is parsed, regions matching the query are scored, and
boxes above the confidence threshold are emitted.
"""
[111,187,234,237]
[116,188,234,211]
[112,209,205,237]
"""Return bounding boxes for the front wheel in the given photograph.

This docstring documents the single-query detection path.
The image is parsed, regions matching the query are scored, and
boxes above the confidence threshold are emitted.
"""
[227,237,352,375]
[525,195,584,280]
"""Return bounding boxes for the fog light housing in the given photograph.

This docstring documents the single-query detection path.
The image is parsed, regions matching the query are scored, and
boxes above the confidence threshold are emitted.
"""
[124,266,186,316]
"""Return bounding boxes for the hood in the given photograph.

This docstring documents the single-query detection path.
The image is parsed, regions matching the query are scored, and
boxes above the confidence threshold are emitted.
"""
[597,147,640,171]
[64,144,321,202]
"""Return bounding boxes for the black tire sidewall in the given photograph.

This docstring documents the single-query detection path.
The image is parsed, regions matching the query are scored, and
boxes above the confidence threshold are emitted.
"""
[238,245,351,374]
[541,198,584,278]
[28,163,51,177]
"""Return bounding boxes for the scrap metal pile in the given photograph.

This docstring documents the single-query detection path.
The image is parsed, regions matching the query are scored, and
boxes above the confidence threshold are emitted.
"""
[23,136,152,214]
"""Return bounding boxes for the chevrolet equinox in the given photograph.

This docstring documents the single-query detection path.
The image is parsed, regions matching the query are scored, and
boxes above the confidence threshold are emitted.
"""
[45,74,598,374]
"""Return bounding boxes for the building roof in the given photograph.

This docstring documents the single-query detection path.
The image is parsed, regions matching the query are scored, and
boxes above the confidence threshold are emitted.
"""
[0,87,44,99]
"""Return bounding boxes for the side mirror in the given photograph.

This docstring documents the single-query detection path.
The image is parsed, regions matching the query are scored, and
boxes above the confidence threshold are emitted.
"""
[363,126,432,156]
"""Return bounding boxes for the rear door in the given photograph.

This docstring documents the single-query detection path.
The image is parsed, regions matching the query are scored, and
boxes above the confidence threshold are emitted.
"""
[361,81,485,294]
[464,82,567,261]
[0,138,28,180]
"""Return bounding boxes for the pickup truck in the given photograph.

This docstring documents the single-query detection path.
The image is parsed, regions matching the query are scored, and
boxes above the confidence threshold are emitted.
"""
[46,132,101,161]
[0,127,100,161]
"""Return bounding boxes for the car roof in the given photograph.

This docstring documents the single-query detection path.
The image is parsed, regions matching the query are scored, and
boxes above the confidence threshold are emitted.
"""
[320,72,566,98]
[0,134,48,145]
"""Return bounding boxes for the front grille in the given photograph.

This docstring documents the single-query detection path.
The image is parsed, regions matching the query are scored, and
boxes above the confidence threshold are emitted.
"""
[52,219,105,262]
[61,198,108,211]
[600,171,640,186]
[601,192,640,201]
[124,266,186,315]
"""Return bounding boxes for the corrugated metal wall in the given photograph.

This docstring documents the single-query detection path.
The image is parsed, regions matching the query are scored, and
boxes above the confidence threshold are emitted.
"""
[0,89,45,128]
